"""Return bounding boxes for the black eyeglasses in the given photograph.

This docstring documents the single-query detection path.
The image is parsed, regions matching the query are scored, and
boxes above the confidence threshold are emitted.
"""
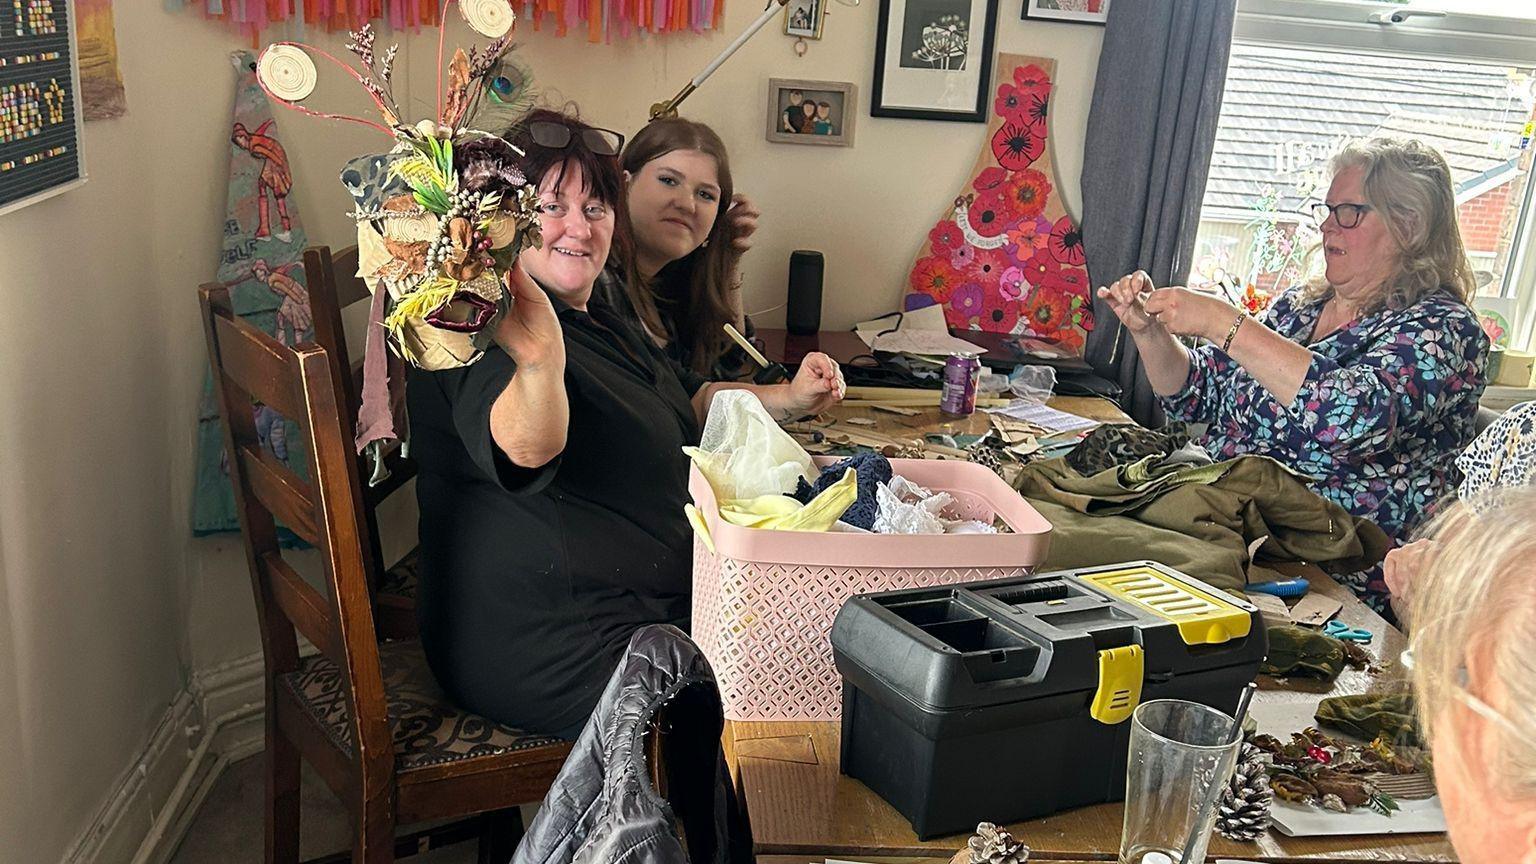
[529,121,625,157]
[1308,201,1372,229]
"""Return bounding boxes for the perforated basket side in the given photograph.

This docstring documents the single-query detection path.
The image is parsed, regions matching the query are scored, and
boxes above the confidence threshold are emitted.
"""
[692,537,1030,721]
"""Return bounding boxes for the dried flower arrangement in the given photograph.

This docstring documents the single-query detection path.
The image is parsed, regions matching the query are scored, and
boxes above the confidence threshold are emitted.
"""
[1251,728,1436,819]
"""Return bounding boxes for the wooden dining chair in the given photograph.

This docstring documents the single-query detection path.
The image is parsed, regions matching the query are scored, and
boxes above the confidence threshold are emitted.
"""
[199,283,572,863]
[302,245,418,639]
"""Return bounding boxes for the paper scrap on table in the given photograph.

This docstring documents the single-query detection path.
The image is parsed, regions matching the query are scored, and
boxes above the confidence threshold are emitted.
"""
[870,328,989,357]
[854,304,949,348]
[1291,593,1344,627]
[987,400,1099,434]
[1246,591,1294,627]
[1269,797,1445,836]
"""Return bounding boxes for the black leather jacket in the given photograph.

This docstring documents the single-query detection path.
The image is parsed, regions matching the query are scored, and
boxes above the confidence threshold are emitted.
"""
[512,625,752,864]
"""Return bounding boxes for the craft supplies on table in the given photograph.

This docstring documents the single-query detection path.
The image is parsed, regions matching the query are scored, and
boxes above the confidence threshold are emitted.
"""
[688,457,1052,722]
[1323,620,1373,643]
[830,562,1265,839]
[1246,577,1310,598]
[986,399,1100,435]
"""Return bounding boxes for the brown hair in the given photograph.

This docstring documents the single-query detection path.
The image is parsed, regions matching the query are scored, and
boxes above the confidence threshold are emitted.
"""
[1303,137,1476,311]
[503,107,624,209]
[619,117,737,375]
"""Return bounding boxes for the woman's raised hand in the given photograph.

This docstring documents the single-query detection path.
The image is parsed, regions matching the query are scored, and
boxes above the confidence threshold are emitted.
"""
[726,193,761,258]
[1097,271,1161,335]
[492,261,565,369]
[1142,286,1240,342]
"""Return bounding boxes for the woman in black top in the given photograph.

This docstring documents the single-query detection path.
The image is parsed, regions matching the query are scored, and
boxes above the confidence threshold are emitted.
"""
[408,109,845,739]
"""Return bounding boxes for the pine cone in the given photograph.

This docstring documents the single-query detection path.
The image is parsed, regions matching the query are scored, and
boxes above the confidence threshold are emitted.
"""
[1216,743,1274,843]
[957,822,1030,864]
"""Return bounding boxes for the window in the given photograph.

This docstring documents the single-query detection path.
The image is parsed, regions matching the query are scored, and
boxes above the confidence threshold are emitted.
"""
[1189,0,1536,353]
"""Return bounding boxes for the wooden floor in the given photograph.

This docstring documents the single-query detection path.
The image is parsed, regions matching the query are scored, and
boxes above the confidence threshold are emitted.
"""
[168,755,488,864]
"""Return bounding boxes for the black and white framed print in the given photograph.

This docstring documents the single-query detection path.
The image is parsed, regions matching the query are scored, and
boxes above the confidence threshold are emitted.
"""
[871,0,999,123]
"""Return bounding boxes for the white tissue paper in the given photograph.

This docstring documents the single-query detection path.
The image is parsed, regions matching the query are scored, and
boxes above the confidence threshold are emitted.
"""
[682,390,817,501]
[873,476,998,535]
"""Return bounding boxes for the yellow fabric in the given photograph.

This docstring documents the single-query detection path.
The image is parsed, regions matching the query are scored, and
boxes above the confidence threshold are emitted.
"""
[718,468,858,532]
[684,503,715,554]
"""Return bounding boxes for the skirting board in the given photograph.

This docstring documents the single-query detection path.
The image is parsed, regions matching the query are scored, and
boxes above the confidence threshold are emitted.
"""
[60,652,267,864]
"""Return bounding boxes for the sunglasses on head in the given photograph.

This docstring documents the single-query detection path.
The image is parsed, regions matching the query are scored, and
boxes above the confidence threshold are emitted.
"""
[529,121,625,157]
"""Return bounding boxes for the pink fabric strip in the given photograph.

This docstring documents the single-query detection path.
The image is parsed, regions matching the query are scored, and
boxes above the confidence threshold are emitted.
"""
[355,284,401,454]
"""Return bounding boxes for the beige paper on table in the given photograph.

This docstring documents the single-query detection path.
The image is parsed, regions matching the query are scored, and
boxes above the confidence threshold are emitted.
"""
[870,329,990,357]
[1290,593,1344,628]
[854,304,951,347]
[1245,592,1294,627]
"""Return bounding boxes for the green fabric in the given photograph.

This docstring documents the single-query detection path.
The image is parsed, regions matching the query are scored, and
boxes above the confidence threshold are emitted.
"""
[1316,692,1421,746]
[1259,625,1347,682]
[1014,455,1391,592]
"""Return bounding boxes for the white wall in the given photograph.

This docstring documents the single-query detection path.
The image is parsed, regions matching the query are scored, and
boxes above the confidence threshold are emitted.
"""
[0,4,1099,861]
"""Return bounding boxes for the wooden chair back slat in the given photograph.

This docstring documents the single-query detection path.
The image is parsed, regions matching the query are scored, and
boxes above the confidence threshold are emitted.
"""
[211,313,308,421]
[237,444,320,546]
[303,245,371,434]
[262,551,345,664]
[329,246,369,306]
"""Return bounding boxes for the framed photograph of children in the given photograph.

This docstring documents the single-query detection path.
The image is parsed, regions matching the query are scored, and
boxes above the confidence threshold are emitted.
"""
[784,0,826,39]
[1021,0,1109,25]
[871,0,999,123]
[766,79,857,147]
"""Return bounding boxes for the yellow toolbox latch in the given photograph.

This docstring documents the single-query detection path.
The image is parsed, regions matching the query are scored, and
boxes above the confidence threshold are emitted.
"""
[1090,644,1144,725]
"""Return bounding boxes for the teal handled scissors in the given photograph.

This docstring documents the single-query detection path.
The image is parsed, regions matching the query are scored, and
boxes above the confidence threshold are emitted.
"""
[1324,619,1373,643]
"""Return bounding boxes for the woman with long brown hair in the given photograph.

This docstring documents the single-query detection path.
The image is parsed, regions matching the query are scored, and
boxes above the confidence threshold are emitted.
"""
[610,117,762,378]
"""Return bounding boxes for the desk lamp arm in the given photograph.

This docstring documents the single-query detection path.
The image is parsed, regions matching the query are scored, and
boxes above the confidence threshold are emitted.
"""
[650,0,791,120]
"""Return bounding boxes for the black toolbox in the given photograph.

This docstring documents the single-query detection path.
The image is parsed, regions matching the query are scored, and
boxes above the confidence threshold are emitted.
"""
[830,561,1266,839]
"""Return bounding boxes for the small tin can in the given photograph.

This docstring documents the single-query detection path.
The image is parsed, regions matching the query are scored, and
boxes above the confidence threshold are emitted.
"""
[940,352,982,416]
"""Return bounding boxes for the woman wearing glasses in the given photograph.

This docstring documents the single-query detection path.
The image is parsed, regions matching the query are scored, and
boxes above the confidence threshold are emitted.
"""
[1098,138,1487,615]
[605,117,763,379]
[408,109,845,738]
[1406,490,1536,864]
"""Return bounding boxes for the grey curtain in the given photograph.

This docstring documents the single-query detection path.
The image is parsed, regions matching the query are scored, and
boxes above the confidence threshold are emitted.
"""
[1080,0,1238,425]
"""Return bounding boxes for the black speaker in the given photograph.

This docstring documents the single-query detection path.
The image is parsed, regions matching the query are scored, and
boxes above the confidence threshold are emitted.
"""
[786,250,824,336]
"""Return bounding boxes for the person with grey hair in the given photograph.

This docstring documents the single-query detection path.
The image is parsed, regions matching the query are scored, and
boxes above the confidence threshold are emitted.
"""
[1407,488,1536,864]
[1098,138,1489,614]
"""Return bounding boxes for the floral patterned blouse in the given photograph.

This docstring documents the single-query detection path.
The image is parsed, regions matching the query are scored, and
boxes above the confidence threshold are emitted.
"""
[1161,286,1488,607]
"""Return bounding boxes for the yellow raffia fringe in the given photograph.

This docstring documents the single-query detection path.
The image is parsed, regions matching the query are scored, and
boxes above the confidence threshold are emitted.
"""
[391,155,447,191]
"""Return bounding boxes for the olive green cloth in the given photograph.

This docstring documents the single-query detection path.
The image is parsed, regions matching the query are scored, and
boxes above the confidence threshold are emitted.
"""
[1316,692,1421,746]
[1014,455,1391,592]
[1260,625,1348,682]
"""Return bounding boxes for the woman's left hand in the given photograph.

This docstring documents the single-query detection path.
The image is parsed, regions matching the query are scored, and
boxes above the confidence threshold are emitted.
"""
[726,193,761,257]
[1384,538,1435,621]
[1142,287,1241,342]
[786,352,845,417]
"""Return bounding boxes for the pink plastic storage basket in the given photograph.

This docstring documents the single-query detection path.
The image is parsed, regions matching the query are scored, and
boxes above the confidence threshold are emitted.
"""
[688,456,1052,721]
